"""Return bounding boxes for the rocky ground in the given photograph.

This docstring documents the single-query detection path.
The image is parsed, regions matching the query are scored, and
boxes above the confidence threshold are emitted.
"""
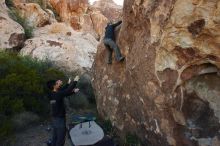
[9,107,98,146]
[13,124,72,146]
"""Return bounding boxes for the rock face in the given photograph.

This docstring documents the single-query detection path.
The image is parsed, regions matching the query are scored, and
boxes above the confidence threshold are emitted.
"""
[0,0,25,50]
[20,23,98,72]
[80,11,109,40]
[48,0,120,39]
[92,0,220,146]
[48,0,89,23]
[92,0,122,21]
[14,2,54,28]
[48,0,89,30]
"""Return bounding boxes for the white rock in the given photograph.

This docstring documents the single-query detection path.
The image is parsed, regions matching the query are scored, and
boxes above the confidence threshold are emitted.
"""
[0,1,25,50]
[20,23,98,72]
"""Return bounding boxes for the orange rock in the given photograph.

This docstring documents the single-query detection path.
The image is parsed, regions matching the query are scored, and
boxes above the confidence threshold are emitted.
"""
[15,3,50,27]
[48,0,121,38]
[91,0,122,21]
[48,0,89,25]
[92,0,220,145]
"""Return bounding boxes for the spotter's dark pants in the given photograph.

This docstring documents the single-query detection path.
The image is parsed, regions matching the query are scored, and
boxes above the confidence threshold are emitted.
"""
[51,117,66,146]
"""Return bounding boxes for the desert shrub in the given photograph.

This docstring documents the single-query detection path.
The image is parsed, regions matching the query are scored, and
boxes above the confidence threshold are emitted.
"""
[0,51,66,141]
[102,119,114,135]
[0,118,13,141]
[11,111,40,131]
[125,133,141,146]
[67,73,96,110]
[69,92,89,110]
[76,73,96,103]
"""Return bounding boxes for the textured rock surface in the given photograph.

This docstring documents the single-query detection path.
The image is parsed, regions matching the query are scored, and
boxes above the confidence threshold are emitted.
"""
[0,0,25,50]
[92,0,220,145]
[80,11,108,40]
[20,23,98,72]
[15,2,51,27]
[48,0,120,39]
[48,0,88,23]
[48,0,89,29]
[92,0,122,21]
[2,0,99,72]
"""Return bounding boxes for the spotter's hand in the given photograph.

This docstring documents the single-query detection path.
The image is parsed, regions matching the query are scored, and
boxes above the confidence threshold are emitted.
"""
[73,88,79,93]
[74,76,80,82]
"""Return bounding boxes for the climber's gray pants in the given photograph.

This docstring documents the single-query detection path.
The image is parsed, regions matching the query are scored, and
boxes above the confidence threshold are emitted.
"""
[103,38,123,63]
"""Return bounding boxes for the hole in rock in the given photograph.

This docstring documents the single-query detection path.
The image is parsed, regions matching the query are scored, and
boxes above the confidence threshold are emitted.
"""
[188,19,205,36]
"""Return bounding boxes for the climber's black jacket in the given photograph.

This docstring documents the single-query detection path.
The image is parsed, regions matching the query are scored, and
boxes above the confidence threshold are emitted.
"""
[104,21,122,40]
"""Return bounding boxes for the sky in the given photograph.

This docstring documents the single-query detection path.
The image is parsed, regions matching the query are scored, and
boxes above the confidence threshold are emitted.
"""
[89,0,124,6]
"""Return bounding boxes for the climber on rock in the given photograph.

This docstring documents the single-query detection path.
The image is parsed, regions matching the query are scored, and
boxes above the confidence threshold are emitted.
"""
[46,76,80,146]
[103,20,125,64]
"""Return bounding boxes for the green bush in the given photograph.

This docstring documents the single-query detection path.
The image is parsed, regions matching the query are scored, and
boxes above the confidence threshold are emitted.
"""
[0,52,66,141]
[125,133,141,146]
[8,8,33,39]
[11,111,40,131]
[69,92,89,110]
[97,119,121,145]
[76,74,96,104]
[0,118,13,141]
[102,119,114,135]
[0,96,24,115]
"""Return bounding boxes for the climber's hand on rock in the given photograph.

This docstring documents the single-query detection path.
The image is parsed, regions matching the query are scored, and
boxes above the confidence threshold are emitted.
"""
[74,76,80,82]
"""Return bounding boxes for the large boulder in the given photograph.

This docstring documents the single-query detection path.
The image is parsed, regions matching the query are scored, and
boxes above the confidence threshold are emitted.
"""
[15,2,51,27]
[90,11,108,39]
[48,0,89,28]
[48,0,118,39]
[48,0,89,23]
[80,11,108,40]
[92,0,220,146]
[0,0,25,50]
[20,22,98,72]
[91,0,122,21]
